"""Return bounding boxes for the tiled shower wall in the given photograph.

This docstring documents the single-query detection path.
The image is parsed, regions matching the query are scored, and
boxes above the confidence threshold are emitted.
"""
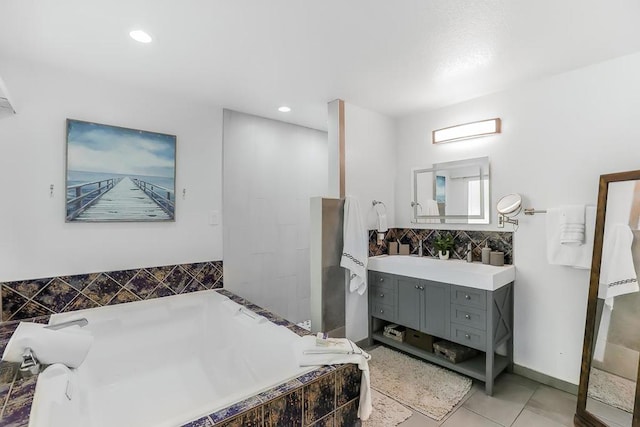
[369,228,513,265]
[1,261,223,322]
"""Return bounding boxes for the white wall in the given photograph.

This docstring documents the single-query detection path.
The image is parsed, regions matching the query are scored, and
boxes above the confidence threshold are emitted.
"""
[344,102,396,342]
[395,52,640,384]
[0,57,223,281]
[223,110,328,323]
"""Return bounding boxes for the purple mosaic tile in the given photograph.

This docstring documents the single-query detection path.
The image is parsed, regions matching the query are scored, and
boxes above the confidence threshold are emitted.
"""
[1,287,29,321]
[63,294,100,312]
[296,366,336,385]
[209,396,263,423]
[2,278,52,299]
[83,274,123,306]
[146,265,176,282]
[0,361,17,385]
[196,263,222,289]
[1,375,37,427]
[181,280,207,294]
[215,407,262,427]
[258,378,304,402]
[11,301,52,321]
[108,288,140,305]
[105,269,138,287]
[32,279,79,313]
[58,273,99,291]
[164,266,193,294]
[181,416,214,427]
[146,284,175,299]
[125,270,161,299]
[181,262,207,277]
[287,324,311,337]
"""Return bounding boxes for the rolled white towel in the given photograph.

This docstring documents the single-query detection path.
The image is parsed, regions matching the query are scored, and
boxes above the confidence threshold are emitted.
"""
[2,322,93,368]
[376,212,388,233]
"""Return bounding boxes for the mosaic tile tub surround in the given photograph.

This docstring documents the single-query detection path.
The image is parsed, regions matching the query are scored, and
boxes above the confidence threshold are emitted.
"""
[1,260,223,322]
[0,289,362,427]
[369,227,514,265]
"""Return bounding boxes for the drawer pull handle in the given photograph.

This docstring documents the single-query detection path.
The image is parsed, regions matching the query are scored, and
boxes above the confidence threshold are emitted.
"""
[464,294,471,300]
[415,285,419,289]
[465,314,471,320]
[380,309,384,314]
[379,293,384,298]
[379,278,384,282]
[418,285,424,290]
[465,334,471,339]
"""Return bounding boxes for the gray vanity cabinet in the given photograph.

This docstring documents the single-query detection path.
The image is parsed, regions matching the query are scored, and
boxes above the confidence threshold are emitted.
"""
[396,277,421,330]
[368,269,514,396]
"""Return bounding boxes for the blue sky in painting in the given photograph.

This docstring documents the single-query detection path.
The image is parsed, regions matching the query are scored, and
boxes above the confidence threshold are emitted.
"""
[67,120,176,178]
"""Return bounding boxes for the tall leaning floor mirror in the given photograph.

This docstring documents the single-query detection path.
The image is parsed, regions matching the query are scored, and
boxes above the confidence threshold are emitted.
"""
[576,170,640,427]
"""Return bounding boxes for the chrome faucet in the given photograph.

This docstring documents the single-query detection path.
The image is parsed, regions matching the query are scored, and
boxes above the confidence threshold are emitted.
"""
[418,239,424,257]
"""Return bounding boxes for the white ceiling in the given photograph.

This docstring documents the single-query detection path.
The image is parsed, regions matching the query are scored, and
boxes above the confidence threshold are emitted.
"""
[1,0,640,130]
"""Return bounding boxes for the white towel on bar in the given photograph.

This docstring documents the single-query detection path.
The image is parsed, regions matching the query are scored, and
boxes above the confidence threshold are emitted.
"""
[559,205,586,245]
[2,322,93,368]
[546,206,596,269]
[424,199,440,224]
[295,335,372,420]
[341,196,368,295]
[376,211,388,233]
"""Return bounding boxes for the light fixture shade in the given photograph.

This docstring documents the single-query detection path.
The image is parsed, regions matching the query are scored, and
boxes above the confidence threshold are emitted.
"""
[432,118,501,144]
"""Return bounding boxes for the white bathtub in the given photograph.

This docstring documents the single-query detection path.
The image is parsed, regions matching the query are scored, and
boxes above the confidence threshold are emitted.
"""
[28,290,313,427]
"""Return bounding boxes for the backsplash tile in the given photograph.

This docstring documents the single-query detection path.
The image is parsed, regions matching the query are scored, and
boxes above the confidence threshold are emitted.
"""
[0,260,223,322]
[369,228,514,264]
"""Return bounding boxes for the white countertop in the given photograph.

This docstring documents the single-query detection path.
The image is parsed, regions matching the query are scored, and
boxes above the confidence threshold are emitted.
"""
[367,255,515,291]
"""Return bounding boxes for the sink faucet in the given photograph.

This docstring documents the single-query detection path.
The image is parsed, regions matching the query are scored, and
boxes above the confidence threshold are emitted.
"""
[418,239,423,257]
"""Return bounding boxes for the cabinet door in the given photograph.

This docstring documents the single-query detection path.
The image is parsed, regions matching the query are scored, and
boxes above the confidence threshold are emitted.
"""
[422,280,450,338]
[397,277,421,330]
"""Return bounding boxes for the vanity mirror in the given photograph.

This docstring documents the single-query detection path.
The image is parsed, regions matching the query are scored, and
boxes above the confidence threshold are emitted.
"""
[575,170,640,427]
[411,156,490,224]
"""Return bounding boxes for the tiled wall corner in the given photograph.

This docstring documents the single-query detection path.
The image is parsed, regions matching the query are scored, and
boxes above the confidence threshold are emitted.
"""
[0,260,223,322]
[369,228,514,265]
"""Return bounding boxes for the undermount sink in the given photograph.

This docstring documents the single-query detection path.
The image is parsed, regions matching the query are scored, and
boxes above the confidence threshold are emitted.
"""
[367,255,515,290]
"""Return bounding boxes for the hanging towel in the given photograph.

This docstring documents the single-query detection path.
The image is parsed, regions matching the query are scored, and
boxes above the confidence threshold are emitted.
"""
[593,223,639,362]
[341,196,368,295]
[598,224,638,300]
[559,205,586,245]
[295,335,372,420]
[2,322,93,368]
[424,199,441,224]
[546,206,596,269]
[376,211,388,233]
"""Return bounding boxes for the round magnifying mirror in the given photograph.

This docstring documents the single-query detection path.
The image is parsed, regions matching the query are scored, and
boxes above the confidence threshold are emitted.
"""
[497,193,522,216]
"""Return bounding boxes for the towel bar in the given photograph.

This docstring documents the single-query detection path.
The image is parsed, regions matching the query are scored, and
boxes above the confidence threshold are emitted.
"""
[524,208,547,215]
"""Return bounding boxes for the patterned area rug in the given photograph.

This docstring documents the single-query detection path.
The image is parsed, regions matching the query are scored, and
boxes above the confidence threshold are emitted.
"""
[588,368,635,413]
[368,346,472,421]
[363,389,413,427]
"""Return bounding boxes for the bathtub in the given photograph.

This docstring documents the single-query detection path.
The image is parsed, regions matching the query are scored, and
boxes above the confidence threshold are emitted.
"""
[28,290,314,427]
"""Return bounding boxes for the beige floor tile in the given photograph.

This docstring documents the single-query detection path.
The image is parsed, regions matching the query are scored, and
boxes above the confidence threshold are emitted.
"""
[441,407,502,427]
[397,411,440,427]
[512,409,569,427]
[463,375,537,426]
[524,385,577,426]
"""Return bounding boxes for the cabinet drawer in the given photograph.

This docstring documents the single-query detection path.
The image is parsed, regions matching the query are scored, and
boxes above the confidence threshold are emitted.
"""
[450,323,486,351]
[450,304,486,331]
[370,285,395,306]
[370,272,396,291]
[451,285,486,309]
[372,303,395,322]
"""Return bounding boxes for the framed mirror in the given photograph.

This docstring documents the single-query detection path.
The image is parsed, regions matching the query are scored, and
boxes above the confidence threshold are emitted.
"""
[411,156,490,224]
[576,170,640,427]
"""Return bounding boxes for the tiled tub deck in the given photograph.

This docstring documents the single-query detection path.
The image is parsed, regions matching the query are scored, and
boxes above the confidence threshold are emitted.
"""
[0,289,362,427]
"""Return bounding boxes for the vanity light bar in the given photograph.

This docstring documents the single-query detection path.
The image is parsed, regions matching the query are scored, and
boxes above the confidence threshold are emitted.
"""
[432,118,501,144]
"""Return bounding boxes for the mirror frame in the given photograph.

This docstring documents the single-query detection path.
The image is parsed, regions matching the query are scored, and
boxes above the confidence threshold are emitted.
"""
[575,170,640,427]
[411,156,490,224]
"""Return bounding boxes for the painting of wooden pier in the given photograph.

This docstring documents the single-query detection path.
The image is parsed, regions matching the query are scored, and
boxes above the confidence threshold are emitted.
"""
[66,119,176,222]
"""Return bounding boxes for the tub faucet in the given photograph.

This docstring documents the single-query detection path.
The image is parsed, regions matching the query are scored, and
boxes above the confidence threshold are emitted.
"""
[20,348,40,376]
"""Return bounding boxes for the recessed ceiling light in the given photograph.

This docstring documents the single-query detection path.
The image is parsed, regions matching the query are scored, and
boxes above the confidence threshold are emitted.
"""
[278,106,291,113]
[130,30,152,43]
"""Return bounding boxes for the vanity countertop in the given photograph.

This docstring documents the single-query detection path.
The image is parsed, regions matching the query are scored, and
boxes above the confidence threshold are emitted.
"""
[368,255,515,291]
